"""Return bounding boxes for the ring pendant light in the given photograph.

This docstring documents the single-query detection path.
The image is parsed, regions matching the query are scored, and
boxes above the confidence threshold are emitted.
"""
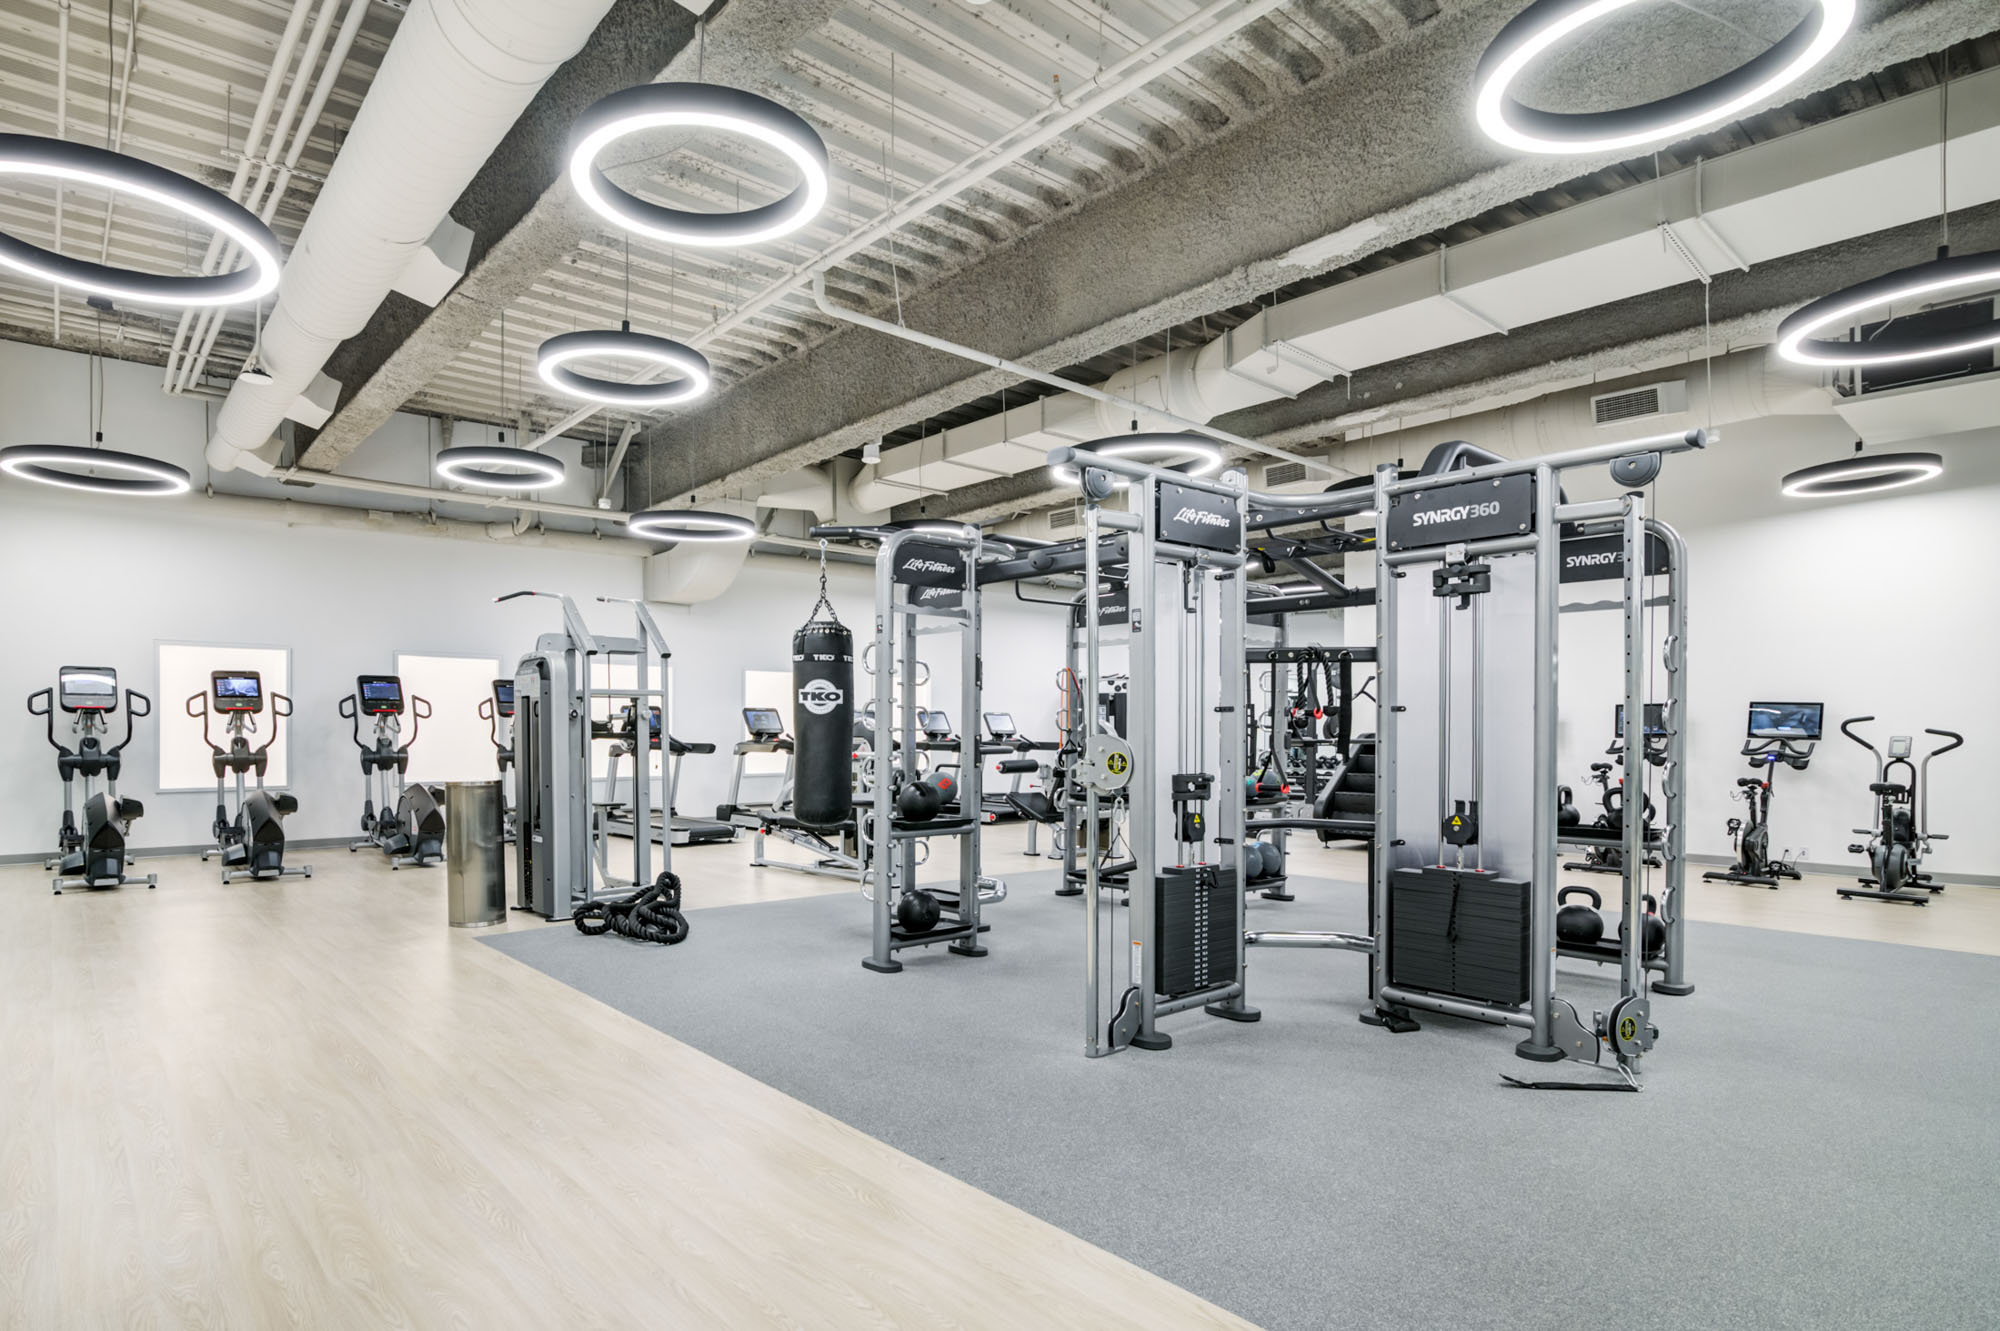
[0,443,192,496]
[625,509,758,543]
[0,134,282,306]
[1472,0,1855,155]
[568,83,830,248]
[1050,432,1226,489]
[537,325,712,407]
[435,445,567,492]
[1774,249,2000,368]
[1781,448,1943,499]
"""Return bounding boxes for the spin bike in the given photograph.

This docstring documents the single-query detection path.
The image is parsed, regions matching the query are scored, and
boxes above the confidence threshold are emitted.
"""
[1837,717,1964,906]
[1704,702,1820,888]
[1563,705,1665,876]
[27,666,154,893]
[340,674,445,868]
[189,670,310,883]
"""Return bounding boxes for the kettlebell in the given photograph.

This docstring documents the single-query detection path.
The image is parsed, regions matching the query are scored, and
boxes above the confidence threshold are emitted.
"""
[1616,893,1667,958]
[1556,885,1604,946]
[1556,784,1581,829]
[896,776,941,822]
[895,887,941,933]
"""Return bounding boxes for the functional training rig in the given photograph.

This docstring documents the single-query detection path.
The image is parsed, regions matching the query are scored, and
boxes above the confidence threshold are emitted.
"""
[1051,429,1703,1084]
[808,524,1007,972]
[501,592,675,921]
[28,666,154,893]
[190,669,309,883]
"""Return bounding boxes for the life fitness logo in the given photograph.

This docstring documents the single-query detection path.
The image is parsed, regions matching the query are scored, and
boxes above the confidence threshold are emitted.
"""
[901,557,958,575]
[1566,550,1619,570]
[798,679,844,716]
[1173,506,1231,528]
[1412,500,1502,527]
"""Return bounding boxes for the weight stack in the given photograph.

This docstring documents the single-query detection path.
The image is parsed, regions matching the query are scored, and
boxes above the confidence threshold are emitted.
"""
[1388,866,1530,1006]
[1154,865,1239,998]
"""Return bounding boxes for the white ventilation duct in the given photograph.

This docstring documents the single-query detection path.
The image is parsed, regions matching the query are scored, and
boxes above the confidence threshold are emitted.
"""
[205,0,618,473]
[847,67,2000,511]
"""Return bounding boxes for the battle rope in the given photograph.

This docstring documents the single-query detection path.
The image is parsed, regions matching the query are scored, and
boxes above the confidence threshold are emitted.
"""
[574,872,690,945]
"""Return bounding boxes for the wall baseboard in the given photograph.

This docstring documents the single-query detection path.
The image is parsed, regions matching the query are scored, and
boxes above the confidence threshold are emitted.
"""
[1684,852,1998,889]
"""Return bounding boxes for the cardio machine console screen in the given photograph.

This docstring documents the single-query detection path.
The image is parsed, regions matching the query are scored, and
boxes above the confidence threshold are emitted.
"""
[743,708,785,738]
[983,712,1016,739]
[58,666,118,712]
[212,671,265,712]
[356,675,405,715]
[1613,703,1669,737]
[920,710,952,736]
[492,680,515,717]
[1747,701,1822,741]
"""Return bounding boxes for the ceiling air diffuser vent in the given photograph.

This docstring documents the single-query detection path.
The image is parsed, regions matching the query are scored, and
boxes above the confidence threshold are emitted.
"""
[1591,380,1686,425]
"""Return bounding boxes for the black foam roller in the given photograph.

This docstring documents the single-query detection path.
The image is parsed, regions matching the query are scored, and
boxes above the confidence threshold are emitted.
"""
[792,621,854,828]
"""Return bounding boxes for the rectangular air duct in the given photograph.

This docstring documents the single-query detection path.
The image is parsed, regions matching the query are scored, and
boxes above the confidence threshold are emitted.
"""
[1264,460,1308,486]
[1049,506,1079,531]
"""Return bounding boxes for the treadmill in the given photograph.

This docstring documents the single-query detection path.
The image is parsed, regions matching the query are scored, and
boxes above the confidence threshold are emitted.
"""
[605,706,735,846]
[719,707,794,828]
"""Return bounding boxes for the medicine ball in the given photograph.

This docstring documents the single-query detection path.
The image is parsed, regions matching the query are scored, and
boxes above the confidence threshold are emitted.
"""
[1617,893,1667,958]
[1556,885,1603,946]
[896,777,941,822]
[896,887,941,933]
[1243,842,1266,880]
[1264,842,1284,880]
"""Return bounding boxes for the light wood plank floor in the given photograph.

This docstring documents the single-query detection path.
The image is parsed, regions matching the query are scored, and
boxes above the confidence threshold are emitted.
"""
[6,820,1994,1331]
[0,836,1253,1331]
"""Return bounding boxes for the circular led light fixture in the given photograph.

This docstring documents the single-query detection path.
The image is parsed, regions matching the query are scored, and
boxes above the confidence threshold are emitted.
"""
[1050,433,1225,489]
[1473,0,1855,155]
[1781,450,1942,499]
[0,134,282,306]
[435,445,567,491]
[537,327,712,407]
[568,83,830,248]
[0,443,191,497]
[625,509,757,543]
[1775,249,2000,368]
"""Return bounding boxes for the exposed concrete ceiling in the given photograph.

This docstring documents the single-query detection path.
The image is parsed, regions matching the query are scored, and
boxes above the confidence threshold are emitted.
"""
[626,0,1998,512]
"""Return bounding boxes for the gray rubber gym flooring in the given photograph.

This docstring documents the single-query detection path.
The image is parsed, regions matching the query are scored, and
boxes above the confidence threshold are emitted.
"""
[486,869,2000,1330]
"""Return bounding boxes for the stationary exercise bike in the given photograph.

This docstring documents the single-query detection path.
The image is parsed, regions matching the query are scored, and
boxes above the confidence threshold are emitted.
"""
[1704,701,1819,889]
[27,666,155,894]
[189,670,311,883]
[341,674,445,868]
[1837,717,1964,906]
[1564,704,1664,876]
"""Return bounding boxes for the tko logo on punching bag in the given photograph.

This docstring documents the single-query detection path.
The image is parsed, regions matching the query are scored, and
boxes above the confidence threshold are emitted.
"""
[797,679,845,715]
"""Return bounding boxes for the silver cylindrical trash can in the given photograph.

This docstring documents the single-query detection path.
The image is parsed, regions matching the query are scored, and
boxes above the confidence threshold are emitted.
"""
[445,780,506,928]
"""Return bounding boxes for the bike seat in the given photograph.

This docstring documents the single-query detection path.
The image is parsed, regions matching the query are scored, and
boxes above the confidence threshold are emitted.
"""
[1735,777,1761,788]
[1590,762,1613,774]
[1869,782,1907,796]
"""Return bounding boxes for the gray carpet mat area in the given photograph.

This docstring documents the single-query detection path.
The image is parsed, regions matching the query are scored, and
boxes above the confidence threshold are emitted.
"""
[485,870,2000,1331]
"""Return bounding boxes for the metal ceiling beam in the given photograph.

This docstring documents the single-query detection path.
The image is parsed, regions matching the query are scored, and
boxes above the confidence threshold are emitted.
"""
[630,0,1994,511]
[295,0,844,472]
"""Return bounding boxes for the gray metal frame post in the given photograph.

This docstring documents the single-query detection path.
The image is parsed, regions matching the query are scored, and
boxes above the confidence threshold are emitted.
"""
[1619,493,1648,1004]
[1083,504,1105,1056]
[869,534,897,968]
[1649,518,1694,996]
[958,546,985,946]
[1369,463,1398,1019]
[1517,463,1562,1060]
[1209,553,1257,1020]
[1129,473,1163,1049]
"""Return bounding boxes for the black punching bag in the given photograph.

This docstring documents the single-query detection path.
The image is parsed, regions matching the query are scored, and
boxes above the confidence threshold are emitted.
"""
[792,616,854,829]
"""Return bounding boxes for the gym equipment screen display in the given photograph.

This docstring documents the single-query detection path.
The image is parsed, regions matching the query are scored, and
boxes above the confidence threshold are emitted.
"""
[493,680,515,715]
[1748,701,1823,741]
[921,710,952,735]
[213,672,263,712]
[1614,703,1668,737]
[744,708,784,736]
[357,676,404,714]
[984,712,1015,737]
[58,667,117,711]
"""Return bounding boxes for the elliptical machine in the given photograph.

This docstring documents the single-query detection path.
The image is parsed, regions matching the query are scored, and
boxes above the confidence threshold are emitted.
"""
[479,678,517,844]
[1838,717,1964,906]
[340,674,445,868]
[1704,701,1818,889]
[27,666,154,894]
[189,670,311,883]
